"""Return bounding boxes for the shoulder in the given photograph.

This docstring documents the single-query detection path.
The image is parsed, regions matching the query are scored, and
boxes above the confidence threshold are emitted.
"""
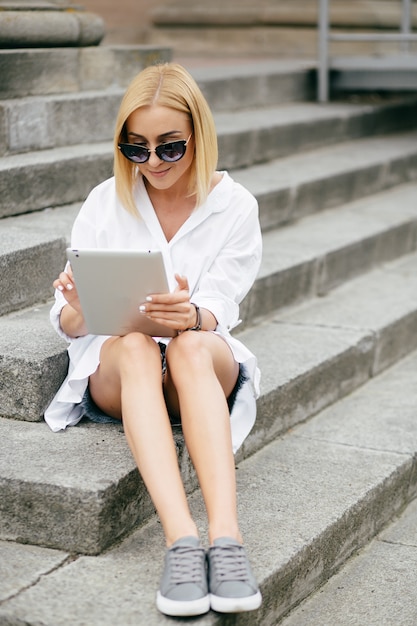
[209,171,259,220]
[76,176,123,221]
[84,176,117,205]
[210,171,258,216]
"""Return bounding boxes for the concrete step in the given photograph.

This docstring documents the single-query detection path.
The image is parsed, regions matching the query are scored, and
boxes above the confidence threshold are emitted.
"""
[1,249,416,554]
[2,96,417,218]
[214,97,417,171]
[241,182,417,324]
[0,45,171,99]
[189,59,316,111]
[280,497,417,625]
[236,130,417,231]
[0,60,316,157]
[1,342,417,624]
[0,204,79,316]
[0,90,124,157]
[2,181,416,420]
[331,54,417,94]
[0,142,113,219]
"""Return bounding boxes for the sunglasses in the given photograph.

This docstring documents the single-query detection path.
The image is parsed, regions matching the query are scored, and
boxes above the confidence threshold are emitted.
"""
[118,133,193,164]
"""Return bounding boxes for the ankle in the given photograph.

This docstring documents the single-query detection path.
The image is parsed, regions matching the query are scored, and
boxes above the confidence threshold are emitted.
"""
[209,527,243,546]
[165,526,200,548]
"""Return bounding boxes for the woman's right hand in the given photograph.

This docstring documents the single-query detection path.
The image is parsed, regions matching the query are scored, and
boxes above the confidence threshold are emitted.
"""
[53,265,80,309]
[53,265,88,337]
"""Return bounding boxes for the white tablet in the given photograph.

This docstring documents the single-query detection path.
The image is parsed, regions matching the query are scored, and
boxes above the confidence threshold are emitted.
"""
[66,248,176,337]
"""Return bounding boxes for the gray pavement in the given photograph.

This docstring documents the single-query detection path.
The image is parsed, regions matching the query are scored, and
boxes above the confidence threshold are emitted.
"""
[281,498,417,626]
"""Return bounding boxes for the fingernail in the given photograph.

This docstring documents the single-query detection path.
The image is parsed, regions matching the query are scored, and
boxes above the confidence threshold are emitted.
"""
[57,285,64,292]
[139,305,146,312]
[66,284,73,291]
[146,296,153,302]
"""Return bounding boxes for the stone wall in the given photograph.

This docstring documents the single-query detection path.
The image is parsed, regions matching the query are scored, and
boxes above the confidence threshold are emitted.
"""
[80,0,165,44]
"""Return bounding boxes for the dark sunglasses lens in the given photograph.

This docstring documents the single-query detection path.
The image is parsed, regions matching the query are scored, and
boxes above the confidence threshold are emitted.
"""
[156,141,187,162]
[119,144,149,163]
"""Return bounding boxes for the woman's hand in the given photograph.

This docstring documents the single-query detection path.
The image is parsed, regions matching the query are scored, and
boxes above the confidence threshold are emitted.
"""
[53,265,81,308]
[53,265,88,337]
[139,274,201,333]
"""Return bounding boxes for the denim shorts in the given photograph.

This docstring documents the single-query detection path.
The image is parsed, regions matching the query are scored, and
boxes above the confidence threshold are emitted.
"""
[80,341,247,425]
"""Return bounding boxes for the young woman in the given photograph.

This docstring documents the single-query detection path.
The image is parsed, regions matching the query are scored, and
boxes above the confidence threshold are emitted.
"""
[45,63,263,617]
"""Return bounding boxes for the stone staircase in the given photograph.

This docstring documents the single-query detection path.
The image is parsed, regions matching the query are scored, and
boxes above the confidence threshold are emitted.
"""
[149,0,417,59]
[1,55,417,624]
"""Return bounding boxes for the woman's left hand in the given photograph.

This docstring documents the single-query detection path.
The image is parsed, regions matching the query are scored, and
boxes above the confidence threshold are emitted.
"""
[139,273,198,332]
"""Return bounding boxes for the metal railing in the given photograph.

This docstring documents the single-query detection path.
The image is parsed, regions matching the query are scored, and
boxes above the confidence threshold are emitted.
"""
[318,0,417,101]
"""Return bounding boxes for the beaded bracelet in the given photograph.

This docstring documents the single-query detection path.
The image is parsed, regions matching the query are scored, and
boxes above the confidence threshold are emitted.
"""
[187,303,202,331]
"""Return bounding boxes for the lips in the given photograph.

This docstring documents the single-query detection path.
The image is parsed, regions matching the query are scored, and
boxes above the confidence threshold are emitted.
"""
[148,168,171,178]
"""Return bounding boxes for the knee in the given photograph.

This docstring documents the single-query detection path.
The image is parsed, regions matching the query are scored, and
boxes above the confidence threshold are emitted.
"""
[118,332,160,370]
[167,331,211,373]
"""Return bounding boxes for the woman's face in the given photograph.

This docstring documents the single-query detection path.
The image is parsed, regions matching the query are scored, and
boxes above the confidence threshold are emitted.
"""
[125,105,194,194]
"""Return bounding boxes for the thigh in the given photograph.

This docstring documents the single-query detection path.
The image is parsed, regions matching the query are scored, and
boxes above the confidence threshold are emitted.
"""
[163,331,239,419]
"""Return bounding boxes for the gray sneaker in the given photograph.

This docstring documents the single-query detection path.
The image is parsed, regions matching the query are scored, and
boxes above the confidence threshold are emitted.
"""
[208,537,262,613]
[156,536,210,617]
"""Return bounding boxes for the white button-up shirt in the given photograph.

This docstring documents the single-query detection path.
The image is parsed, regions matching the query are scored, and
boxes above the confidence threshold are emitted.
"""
[45,172,262,453]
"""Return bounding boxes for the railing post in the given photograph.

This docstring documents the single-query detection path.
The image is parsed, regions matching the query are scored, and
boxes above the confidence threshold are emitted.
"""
[318,0,330,102]
[401,0,412,53]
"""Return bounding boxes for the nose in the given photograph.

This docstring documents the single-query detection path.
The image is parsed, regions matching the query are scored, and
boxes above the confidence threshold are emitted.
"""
[147,149,163,166]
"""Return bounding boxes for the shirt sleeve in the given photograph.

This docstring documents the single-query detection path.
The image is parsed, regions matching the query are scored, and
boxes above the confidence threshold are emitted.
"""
[192,196,262,332]
[49,192,99,341]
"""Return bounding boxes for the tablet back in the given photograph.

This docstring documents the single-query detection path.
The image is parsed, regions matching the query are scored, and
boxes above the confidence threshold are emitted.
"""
[66,248,176,337]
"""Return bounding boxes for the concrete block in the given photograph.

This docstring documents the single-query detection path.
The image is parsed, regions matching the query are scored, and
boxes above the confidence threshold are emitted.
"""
[233,131,417,231]
[282,540,417,626]
[240,248,417,455]
[381,496,417,546]
[0,204,78,312]
[0,11,104,48]
[240,321,375,456]
[0,238,66,315]
[277,250,417,376]
[108,45,172,89]
[0,46,171,98]
[6,98,54,153]
[0,49,80,98]
[0,143,113,217]
[1,91,123,155]
[50,91,122,147]
[257,182,417,308]
[0,416,193,554]
[78,45,172,91]
[0,306,69,421]
[191,60,316,112]
[216,99,417,171]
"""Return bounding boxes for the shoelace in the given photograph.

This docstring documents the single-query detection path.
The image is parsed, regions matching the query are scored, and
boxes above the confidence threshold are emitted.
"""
[210,544,250,582]
[168,545,205,585]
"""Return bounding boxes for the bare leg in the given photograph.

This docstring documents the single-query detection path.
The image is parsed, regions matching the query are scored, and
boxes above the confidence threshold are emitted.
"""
[164,331,242,545]
[89,332,198,546]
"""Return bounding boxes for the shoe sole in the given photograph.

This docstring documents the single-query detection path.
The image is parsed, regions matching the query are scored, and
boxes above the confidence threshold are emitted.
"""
[210,590,262,613]
[156,591,210,617]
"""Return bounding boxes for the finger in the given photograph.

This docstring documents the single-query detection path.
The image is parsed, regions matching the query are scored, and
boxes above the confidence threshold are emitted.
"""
[174,273,189,293]
[66,264,74,281]
[54,272,75,292]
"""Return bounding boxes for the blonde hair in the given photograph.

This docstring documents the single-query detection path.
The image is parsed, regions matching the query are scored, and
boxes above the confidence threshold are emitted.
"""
[113,63,218,217]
